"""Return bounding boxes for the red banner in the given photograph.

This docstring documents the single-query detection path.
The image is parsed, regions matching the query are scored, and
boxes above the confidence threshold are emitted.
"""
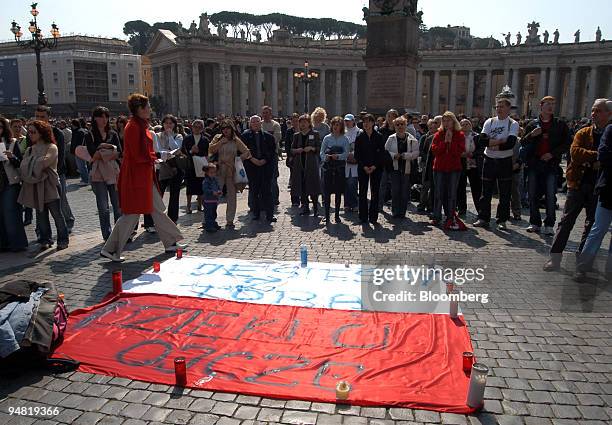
[55,293,476,413]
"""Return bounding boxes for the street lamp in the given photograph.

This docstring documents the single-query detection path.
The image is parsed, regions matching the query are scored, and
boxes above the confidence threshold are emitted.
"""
[10,3,60,105]
[293,60,319,113]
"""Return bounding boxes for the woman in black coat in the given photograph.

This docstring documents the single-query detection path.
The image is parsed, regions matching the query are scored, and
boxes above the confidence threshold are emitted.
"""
[181,119,209,213]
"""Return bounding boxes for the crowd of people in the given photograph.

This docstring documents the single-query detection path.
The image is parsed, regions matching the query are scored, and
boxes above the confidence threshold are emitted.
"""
[0,91,610,280]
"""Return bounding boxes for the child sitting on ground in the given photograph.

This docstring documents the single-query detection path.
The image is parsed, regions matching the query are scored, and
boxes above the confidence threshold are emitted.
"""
[202,164,222,232]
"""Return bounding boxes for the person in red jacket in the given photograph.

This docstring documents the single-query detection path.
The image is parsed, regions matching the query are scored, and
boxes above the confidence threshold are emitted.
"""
[431,111,466,229]
[100,94,186,262]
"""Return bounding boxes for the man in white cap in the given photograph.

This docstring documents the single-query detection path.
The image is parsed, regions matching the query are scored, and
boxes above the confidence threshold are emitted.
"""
[344,114,361,212]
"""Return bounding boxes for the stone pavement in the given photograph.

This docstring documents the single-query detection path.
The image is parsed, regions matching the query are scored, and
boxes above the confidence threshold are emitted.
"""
[0,165,611,425]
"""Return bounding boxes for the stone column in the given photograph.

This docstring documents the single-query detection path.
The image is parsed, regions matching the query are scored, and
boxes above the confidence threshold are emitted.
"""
[449,70,457,112]
[503,68,510,86]
[466,69,475,117]
[586,66,598,114]
[566,66,578,118]
[548,67,557,98]
[415,70,422,112]
[351,70,358,114]
[239,65,248,117]
[170,63,177,113]
[254,65,262,113]
[538,67,548,99]
[192,62,201,117]
[177,61,189,117]
[158,66,166,101]
[431,70,440,115]
[483,69,492,113]
[511,68,520,95]
[217,63,230,114]
[271,66,279,113]
[287,68,295,114]
[335,70,342,116]
[318,69,326,110]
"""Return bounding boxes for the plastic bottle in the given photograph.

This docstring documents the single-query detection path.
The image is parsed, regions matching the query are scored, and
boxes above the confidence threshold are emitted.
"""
[300,244,308,267]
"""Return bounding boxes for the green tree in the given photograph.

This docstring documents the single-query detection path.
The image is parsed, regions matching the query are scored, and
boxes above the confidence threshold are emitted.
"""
[123,20,152,55]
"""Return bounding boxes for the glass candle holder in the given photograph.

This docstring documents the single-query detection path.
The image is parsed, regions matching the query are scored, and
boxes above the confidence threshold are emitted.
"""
[466,362,489,408]
[112,270,122,294]
[176,248,183,259]
[153,262,160,272]
[174,357,187,386]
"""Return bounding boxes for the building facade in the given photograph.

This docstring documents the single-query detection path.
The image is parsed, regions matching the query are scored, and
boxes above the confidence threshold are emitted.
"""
[0,36,141,115]
[148,22,612,120]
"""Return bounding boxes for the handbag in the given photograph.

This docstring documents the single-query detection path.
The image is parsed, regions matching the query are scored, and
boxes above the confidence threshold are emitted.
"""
[158,161,177,181]
[235,157,248,185]
[193,156,208,178]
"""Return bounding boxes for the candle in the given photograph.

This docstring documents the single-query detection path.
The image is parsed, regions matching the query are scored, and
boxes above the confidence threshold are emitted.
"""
[466,363,489,408]
[335,381,350,400]
[174,357,187,386]
[112,270,122,294]
[153,262,160,272]
[463,352,474,372]
[176,248,183,259]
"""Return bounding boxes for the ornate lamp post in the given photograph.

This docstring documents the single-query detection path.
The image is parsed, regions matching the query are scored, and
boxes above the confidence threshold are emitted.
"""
[293,60,319,113]
[10,3,60,105]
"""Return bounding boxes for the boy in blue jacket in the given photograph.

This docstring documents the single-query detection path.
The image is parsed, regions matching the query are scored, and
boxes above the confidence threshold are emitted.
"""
[202,164,222,232]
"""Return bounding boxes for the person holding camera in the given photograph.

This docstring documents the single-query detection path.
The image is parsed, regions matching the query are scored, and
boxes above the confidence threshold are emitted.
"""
[320,116,349,224]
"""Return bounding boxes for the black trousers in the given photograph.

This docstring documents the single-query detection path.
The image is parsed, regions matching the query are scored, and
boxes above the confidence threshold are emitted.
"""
[459,167,482,214]
[550,183,597,255]
[478,156,512,223]
[144,170,183,227]
[358,168,382,223]
[249,167,274,219]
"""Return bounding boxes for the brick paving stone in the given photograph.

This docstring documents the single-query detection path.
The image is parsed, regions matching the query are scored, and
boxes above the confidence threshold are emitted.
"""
[368,420,395,425]
[525,391,554,404]
[191,413,221,424]
[118,403,149,420]
[163,409,194,424]
[164,396,195,410]
[120,420,147,425]
[212,393,238,402]
[550,405,581,419]
[210,401,239,416]
[440,413,468,424]
[100,400,128,415]
[73,411,105,425]
[142,392,171,406]
[257,408,283,422]
[259,399,286,409]
[496,416,525,425]
[140,406,172,422]
[234,406,260,420]
[576,406,609,421]
[388,408,414,421]
[414,410,441,423]
[121,390,151,403]
[315,413,343,425]
[235,395,261,405]
[188,398,216,413]
[501,400,529,416]
[310,403,336,414]
[216,417,241,425]
[483,400,503,414]
[359,407,386,418]
[284,400,311,411]
[526,404,554,418]
[53,408,83,424]
[524,418,553,425]
[280,410,317,424]
[96,416,125,425]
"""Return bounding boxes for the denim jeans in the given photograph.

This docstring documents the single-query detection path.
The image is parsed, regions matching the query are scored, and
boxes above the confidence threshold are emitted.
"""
[75,157,89,184]
[91,182,121,240]
[37,198,69,246]
[390,170,411,217]
[59,174,75,230]
[433,171,461,222]
[528,161,557,227]
[0,184,28,251]
[577,202,612,272]
[345,176,358,209]
[203,202,218,230]
[550,183,596,256]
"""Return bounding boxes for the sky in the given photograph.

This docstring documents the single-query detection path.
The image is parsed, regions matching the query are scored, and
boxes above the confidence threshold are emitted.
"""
[2,0,610,45]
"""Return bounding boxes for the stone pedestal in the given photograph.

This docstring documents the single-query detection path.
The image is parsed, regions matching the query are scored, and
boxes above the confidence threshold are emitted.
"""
[364,7,420,113]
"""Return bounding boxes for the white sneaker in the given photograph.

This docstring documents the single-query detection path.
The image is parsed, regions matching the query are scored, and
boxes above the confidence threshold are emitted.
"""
[165,242,188,253]
[144,227,157,234]
[497,222,507,231]
[543,226,555,235]
[526,225,540,233]
[100,249,125,263]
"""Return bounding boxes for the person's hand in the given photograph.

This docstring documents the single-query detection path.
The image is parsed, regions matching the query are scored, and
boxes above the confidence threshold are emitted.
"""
[191,145,199,154]
[513,163,520,171]
[540,153,553,161]
[394,153,401,160]
[489,145,498,151]
[295,147,304,154]
[5,151,14,160]
[445,131,453,143]
[259,159,267,166]
[530,127,542,137]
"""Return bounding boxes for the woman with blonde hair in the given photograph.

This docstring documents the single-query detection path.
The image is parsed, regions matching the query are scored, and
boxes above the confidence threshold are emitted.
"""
[208,119,252,229]
[431,111,466,229]
[312,107,330,139]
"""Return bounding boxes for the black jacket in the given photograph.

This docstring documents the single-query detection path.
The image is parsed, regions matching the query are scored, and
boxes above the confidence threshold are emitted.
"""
[52,127,66,176]
[522,116,571,164]
[70,127,88,155]
[241,129,276,165]
[354,129,385,169]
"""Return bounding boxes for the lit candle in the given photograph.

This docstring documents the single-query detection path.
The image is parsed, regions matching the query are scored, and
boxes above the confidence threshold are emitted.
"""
[112,270,122,294]
[466,363,488,408]
[153,262,160,273]
[176,248,183,259]
[462,352,474,373]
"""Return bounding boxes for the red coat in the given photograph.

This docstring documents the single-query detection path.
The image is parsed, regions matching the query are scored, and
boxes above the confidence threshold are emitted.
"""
[431,130,465,172]
[118,117,157,214]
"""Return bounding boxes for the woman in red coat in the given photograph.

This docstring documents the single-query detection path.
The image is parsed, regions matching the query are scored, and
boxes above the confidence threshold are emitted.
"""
[101,94,186,262]
[431,111,465,229]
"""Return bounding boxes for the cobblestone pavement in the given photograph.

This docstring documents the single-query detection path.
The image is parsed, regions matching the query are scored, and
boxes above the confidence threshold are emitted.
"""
[1,165,611,425]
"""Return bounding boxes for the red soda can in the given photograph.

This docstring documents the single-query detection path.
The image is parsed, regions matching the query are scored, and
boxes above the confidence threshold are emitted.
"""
[174,357,187,386]
[463,352,474,373]
[176,248,183,259]
[112,270,122,294]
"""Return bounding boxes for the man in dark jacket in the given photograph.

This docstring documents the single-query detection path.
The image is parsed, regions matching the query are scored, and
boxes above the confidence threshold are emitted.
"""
[70,119,89,185]
[545,98,611,271]
[355,114,386,225]
[522,96,571,235]
[242,115,277,223]
[34,105,75,232]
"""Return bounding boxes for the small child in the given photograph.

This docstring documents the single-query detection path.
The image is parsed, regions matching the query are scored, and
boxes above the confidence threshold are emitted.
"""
[202,164,222,232]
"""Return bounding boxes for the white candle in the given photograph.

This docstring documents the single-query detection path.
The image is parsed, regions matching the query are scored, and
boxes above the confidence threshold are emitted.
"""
[466,363,489,408]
